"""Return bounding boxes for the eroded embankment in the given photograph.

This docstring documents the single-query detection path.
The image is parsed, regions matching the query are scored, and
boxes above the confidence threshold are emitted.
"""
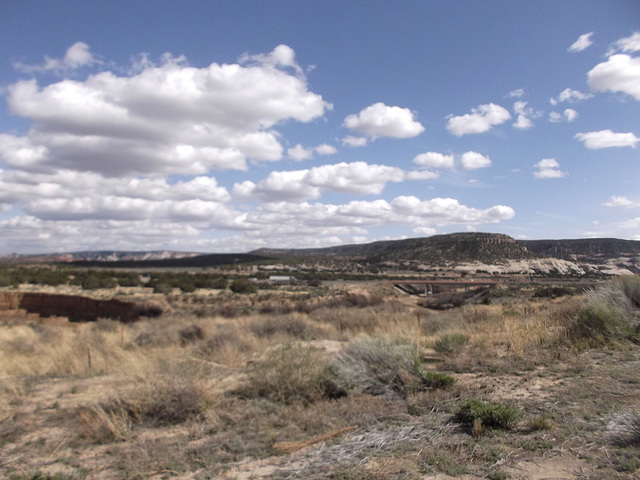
[0,291,147,322]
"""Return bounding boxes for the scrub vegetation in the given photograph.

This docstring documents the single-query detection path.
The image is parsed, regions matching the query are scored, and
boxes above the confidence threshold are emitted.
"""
[1,274,640,479]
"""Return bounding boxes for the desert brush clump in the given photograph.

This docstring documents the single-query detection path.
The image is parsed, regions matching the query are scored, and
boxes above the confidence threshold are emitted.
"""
[433,332,469,354]
[567,276,640,346]
[237,342,331,405]
[326,336,434,398]
[455,398,519,433]
[77,375,210,444]
[609,406,640,447]
[249,313,316,339]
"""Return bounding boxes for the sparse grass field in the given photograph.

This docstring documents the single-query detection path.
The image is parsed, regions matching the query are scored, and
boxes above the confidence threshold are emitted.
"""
[1,276,640,479]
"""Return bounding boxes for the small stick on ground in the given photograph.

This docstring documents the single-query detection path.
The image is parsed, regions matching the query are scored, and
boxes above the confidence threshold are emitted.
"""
[274,425,358,454]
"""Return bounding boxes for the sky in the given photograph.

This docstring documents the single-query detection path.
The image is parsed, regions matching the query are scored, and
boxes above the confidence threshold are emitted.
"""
[0,1,639,254]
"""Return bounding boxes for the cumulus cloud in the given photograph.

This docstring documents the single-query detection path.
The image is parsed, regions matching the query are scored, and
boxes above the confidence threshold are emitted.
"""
[587,54,640,100]
[2,45,331,176]
[446,103,511,136]
[233,161,435,202]
[460,151,492,170]
[239,44,304,76]
[568,32,594,53]
[344,103,425,139]
[604,196,640,207]
[413,152,454,169]
[14,42,99,73]
[287,143,337,160]
[513,101,534,129]
[315,143,337,155]
[550,88,593,105]
[244,196,515,238]
[534,158,566,179]
[341,135,368,147]
[563,109,579,122]
[549,109,579,123]
[575,130,639,149]
[287,144,314,161]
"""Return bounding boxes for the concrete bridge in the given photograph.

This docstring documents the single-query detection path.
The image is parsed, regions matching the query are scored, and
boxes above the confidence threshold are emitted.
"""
[390,280,498,296]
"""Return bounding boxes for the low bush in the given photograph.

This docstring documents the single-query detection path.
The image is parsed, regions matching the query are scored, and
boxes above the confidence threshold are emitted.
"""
[455,398,519,432]
[433,333,469,354]
[327,337,431,398]
[77,400,132,444]
[178,324,205,345]
[609,406,640,447]
[229,278,257,294]
[238,343,329,405]
[423,371,456,389]
[567,283,637,345]
[249,314,313,339]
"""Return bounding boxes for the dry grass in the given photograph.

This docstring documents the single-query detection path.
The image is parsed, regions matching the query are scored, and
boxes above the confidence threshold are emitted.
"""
[2,277,640,479]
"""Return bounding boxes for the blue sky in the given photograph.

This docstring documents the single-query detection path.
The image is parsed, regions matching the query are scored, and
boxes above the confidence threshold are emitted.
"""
[0,1,639,254]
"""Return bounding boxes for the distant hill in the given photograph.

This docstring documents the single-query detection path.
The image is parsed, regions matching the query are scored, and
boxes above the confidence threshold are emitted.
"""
[3,233,639,274]
[518,238,640,263]
[251,233,538,264]
[70,253,272,269]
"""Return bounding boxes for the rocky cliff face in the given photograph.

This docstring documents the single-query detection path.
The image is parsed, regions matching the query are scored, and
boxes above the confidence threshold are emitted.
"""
[0,292,144,323]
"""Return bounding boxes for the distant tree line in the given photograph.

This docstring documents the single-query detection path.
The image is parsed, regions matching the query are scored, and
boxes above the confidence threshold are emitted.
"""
[0,266,229,293]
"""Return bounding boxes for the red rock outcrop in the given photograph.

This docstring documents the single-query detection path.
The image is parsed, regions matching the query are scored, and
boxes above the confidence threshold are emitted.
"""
[0,292,144,323]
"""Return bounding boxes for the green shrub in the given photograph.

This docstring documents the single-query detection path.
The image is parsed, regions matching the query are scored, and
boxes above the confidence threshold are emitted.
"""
[433,333,469,354]
[571,300,633,345]
[423,371,456,389]
[617,274,640,309]
[455,398,519,431]
[229,278,257,294]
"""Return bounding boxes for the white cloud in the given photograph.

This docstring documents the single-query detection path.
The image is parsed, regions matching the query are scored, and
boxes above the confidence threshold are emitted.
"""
[587,54,640,100]
[344,103,425,139]
[513,101,533,129]
[446,103,511,136]
[549,109,579,123]
[341,135,368,147]
[287,144,314,161]
[405,170,439,181]
[233,170,318,202]
[239,44,303,76]
[575,130,639,149]
[619,217,640,230]
[14,42,99,73]
[287,143,337,160]
[604,196,640,207]
[608,32,640,55]
[550,88,593,105]
[2,45,331,176]
[506,88,525,98]
[233,161,436,202]
[563,109,579,122]
[568,32,594,53]
[548,112,563,123]
[534,158,566,179]
[412,226,437,236]
[315,143,337,155]
[460,151,492,170]
[305,162,406,194]
[413,151,454,169]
